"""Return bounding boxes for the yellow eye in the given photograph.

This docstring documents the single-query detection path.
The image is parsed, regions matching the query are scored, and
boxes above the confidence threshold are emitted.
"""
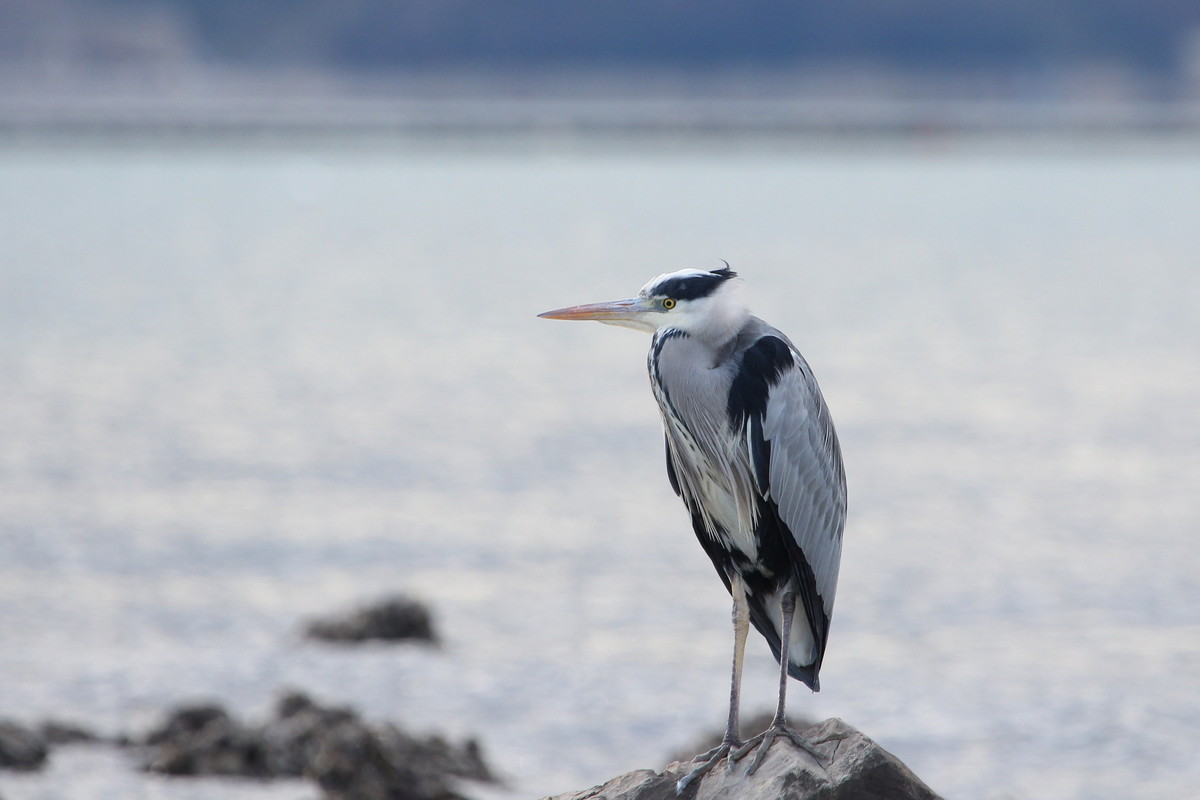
[662,298,677,310]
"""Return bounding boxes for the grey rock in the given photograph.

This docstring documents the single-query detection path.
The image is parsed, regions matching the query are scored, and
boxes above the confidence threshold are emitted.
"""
[0,720,48,771]
[671,711,816,765]
[544,719,940,800]
[304,595,438,644]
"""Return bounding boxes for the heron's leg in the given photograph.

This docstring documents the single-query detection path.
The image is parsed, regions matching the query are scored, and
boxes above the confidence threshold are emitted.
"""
[675,574,749,794]
[724,573,750,747]
[770,590,794,726]
[733,591,828,775]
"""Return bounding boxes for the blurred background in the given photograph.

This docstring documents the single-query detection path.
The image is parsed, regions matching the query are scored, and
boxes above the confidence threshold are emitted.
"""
[1,3,1199,800]
[4,0,1200,135]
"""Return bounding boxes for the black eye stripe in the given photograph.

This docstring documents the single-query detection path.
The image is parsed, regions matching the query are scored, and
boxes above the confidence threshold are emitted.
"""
[651,267,737,301]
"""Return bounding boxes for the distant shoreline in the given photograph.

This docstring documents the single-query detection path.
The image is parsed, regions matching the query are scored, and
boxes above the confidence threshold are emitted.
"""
[2,68,1199,141]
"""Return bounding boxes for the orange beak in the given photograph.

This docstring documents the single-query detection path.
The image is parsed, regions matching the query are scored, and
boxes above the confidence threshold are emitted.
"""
[538,298,650,322]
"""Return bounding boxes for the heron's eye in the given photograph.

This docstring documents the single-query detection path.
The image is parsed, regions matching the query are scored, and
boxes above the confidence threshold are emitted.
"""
[662,298,677,310]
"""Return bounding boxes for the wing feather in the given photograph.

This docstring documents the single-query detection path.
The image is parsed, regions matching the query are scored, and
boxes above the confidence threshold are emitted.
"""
[760,349,847,618]
[664,434,682,497]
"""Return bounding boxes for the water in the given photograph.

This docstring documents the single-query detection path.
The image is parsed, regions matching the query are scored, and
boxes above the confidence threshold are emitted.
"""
[1,132,1198,800]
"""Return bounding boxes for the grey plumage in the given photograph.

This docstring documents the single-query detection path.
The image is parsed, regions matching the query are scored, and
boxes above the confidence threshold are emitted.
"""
[652,312,845,689]
[539,266,847,785]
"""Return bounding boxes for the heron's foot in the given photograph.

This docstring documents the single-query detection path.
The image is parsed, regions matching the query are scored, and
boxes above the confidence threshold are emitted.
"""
[731,720,831,776]
[675,739,740,795]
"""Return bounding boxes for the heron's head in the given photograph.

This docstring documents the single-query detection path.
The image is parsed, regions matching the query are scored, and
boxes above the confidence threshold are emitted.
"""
[539,266,748,344]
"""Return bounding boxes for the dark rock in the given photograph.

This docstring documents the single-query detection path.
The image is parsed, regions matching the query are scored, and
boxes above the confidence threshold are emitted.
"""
[259,691,359,777]
[39,721,104,746]
[138,690,493,800]
[279,691,493,799]
[543,718,941,800]
[141,703,270,777]
[143,704,231,747]
[0,720,48,771]
[304,595,438,644]
[309,720,469,800]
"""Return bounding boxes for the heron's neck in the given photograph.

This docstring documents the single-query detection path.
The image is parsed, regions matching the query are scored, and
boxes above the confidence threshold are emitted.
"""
[652,322,746,371]
[692,306,751,353]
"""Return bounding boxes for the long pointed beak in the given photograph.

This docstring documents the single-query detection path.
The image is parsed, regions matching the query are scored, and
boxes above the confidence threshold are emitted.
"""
[537,297,649,322]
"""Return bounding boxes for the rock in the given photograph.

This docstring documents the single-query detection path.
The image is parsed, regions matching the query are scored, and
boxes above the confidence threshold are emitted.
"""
[304,595,438,644]
[671,711,816,765]
[0,718,107,773]
[141,703,271,777]
[258,691,359,777]
[309,720,474,800]
[0,720,48,771]
[137,691,493,800]
[543,718,940,800]
[39,720,104,746]
[285,691,493,800]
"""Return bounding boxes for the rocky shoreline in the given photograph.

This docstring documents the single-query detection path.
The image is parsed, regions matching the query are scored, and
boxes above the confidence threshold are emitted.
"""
[1,594,492,800]
[2,689,495,799]
[2,593,942,800]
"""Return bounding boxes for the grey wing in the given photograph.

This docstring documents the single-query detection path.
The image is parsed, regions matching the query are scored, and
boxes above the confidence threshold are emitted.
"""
[757,350,847,619]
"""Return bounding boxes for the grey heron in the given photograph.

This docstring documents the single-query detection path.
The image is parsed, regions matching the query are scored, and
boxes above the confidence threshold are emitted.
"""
[539,266,846,791]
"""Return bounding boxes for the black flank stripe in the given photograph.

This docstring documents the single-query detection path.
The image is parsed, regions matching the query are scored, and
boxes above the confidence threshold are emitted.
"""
[749,415,771,494]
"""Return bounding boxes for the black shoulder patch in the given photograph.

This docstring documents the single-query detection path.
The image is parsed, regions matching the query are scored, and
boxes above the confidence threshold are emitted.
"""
[727,335,794,429]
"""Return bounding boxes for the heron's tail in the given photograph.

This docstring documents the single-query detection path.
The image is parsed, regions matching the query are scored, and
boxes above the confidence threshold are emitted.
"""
[787,659,820,692]
[746,591,823,691]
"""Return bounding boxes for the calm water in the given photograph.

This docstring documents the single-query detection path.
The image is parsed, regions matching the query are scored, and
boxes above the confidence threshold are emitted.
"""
[1,133,1198,800]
